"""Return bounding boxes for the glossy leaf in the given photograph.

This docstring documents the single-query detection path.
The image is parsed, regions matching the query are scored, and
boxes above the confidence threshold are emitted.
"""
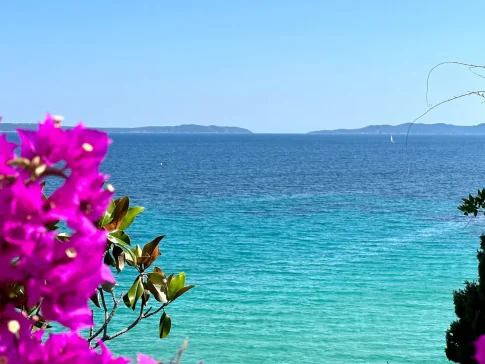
[107,233,130,248]
[112,246,125,272]
[105,196,130,231]
[168,272,185,301]
[104,252,116,268]
[159,312,171,339]
[123,278,141,308]
[146,272,168,303]
[90,292,101,308]
[110,230,131,246]
[133,277,144,311]
[170,284,195,302]
[101,281,116,293]
[142,288,150,305]
[141,235,164,269]
[124,249,135,266]
[99,210,113,228]
[119,206,145,230]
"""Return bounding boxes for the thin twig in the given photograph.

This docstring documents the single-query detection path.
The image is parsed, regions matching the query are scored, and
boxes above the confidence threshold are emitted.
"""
[99,289,109,338]
[168,338,189,364]
[468,67,485,80]
[405,91,485,149]
[88,292,123,343]
[426,61,485,106]
[144,303,166,319]
[93,301,153,348]
[89,312,94,338]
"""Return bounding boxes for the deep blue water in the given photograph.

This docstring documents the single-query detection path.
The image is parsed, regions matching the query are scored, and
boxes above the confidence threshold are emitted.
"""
[99,134,485,363]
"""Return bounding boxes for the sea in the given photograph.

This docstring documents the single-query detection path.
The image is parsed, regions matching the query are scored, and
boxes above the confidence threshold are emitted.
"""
[98,133,485,364]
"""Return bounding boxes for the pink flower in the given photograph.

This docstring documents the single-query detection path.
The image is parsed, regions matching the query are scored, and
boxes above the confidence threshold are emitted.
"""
[18,114,67,166]
[65,123,110,172]
[0,305,39,364]
[137,353,160,364]
[38,230,113,330]
[475,335,485,363]
[46,173,113,232]
[0,134,17,176]
[26,332,131,364]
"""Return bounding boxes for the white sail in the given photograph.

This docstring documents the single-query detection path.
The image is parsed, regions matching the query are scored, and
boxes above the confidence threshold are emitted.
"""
[390,135,394,143]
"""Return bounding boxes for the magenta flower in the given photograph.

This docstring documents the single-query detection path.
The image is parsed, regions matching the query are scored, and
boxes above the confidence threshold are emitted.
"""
[0,134,17,176]
[137,353,159,364]
[475,335,485,364]
[0,305,38,364]
[0,115,169,363]
[46,173,113,232]
[25,332,131,364]
[65,123,110,172]
[38,230,113,330]
[17,114,67,166]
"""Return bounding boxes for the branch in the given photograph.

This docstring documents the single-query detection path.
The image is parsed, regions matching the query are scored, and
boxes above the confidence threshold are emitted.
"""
[168,338,189,364]
[93,300,155,348]
[144,303,166,319]
[88,291,123,343]
[405,90,485,149]
[99,289,109,338]
[426,61,485,106]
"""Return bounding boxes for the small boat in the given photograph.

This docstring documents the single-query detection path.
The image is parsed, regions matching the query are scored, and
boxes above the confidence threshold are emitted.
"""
[390,135,395,143]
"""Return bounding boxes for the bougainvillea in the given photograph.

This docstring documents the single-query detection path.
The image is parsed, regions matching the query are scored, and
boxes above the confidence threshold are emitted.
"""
[0,115,194,363]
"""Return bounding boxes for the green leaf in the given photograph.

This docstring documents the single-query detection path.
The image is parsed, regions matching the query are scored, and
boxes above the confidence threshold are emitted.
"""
[119,206,145,230]
[90,292,101,308]
[146,273,168,303]
[110,230,131,246]
[123,278,141,308]
[159,312,171,339]
[133,277,144,310]
[168,272,185,301]
[170,284,195,302]
[107,233,130,248]
[99,200,116,228]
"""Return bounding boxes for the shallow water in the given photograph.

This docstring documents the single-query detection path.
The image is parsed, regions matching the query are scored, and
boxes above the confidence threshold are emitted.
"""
[98,134,485,363]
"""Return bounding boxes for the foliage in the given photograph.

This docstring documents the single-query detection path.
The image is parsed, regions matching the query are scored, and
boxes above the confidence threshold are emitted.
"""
[88,195,195,347]
[0,115,194,363]
[445,233,485,363]
[458,189,485,217]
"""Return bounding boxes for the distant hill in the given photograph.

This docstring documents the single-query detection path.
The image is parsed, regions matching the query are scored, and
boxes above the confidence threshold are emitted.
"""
[309,123,485,135]
[0,123,252,134]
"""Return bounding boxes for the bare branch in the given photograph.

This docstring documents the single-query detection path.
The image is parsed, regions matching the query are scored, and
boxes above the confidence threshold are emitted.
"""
[406,91,485,149]
[144,303,166,319]
[99,289,109,338]
[94,300,150,348]
[168,338,189,364]
[88,292,123,343]
[426,61,485,106]
[468,67,485,80]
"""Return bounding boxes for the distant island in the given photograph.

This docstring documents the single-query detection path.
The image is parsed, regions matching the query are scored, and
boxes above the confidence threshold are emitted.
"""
[309,123,485,135]
[0,123,252,134]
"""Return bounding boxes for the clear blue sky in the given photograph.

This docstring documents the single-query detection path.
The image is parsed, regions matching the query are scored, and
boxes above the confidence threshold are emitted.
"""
[1,1,485,133]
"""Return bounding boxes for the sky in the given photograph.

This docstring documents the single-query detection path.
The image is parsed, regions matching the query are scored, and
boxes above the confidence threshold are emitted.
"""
[1,1,485,133]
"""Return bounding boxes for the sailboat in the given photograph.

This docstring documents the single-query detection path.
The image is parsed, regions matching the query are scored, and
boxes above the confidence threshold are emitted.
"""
[390,135,395,143]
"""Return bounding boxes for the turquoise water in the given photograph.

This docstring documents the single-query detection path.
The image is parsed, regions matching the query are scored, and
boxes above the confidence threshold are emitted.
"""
[99,134,485,363]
